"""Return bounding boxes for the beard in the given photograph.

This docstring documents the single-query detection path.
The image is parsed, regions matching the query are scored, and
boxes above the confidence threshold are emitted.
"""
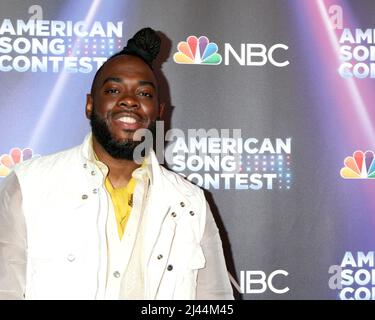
[90,108,156,161]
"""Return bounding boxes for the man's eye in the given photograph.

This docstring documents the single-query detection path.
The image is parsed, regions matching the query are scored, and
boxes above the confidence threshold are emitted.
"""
[138,92,153,98]
[105,88,120,94]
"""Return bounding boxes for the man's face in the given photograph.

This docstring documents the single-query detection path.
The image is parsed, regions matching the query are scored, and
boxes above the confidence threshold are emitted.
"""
[86,55,163,159]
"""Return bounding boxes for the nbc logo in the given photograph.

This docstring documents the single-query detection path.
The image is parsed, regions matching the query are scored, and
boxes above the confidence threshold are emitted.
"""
[0,148,36,177]
[173,35,222,65]
[340,150,375,179]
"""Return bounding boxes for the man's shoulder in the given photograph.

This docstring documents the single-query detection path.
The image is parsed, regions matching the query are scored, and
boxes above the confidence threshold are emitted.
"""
[14,144,81,175]
[158,165,204,198]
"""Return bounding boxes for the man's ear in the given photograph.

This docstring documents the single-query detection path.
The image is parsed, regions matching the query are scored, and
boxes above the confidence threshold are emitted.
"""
[158,102,165,119]
[85,94,93,119]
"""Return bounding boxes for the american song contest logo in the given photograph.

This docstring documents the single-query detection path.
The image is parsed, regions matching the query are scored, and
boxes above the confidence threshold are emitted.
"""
[173,35,222,65]
[329,251,375,300]
[0,4,123,73]
[340,150,375,179]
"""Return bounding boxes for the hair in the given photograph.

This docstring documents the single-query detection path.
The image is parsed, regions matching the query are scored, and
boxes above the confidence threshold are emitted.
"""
[90,27,161,95]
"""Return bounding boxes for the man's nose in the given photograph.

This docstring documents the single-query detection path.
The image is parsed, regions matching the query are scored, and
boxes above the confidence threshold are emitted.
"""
[118,94,139,109]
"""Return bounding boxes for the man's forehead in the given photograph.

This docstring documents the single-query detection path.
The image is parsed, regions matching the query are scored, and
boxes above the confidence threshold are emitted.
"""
[91,55,157,94]
[102,76,156,89]
[98,55,156,85]
[100,55,154,78]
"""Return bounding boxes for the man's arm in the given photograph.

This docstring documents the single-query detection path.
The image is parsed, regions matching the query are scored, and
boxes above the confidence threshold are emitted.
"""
[0,172,27,299]
[196,201,234,300]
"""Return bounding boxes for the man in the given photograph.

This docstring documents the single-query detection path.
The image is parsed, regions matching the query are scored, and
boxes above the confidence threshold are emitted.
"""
[0,28,233,300]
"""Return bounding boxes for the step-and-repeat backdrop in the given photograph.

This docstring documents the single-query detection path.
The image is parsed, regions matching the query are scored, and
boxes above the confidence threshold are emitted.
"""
[1,0,375,300]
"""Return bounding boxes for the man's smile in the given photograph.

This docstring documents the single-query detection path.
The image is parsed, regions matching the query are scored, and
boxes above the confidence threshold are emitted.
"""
[111,112,145,131]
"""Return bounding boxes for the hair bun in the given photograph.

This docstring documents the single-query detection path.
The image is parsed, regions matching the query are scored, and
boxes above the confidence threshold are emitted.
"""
[122,27,161,66]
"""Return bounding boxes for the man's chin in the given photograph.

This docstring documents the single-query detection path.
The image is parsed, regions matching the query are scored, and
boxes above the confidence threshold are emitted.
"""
[102,139,141,160]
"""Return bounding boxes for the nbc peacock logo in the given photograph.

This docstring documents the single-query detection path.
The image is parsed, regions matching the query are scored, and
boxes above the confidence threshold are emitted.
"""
[340,150,375,179]
[0,148,36,177]
[173,35,222,65]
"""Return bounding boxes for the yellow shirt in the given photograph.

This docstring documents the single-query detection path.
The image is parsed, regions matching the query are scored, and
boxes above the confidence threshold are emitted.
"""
[105,176,136,240]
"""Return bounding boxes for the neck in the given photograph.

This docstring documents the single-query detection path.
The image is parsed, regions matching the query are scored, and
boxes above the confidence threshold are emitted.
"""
[92,136,140,188]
